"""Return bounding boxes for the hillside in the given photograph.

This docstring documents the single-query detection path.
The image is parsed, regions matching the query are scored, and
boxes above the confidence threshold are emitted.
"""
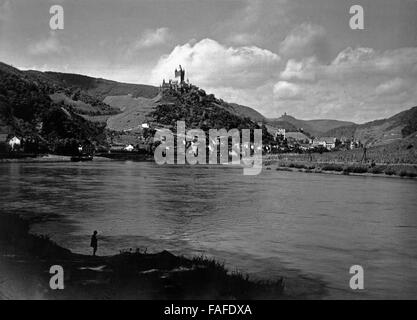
[225,103,265,122]
[25,71,159,100]
[103,96,267,132]
[0,63,109,154]
[267,114,355,136]
[3,61,415,153]
[324,106,417,147]
[265,119,298,132]
[23,66,268,128]
[0,62,274,152]
[149,87,266,132]
[0,64,122,119]
[104,95,158,131]
[49,92,120,117]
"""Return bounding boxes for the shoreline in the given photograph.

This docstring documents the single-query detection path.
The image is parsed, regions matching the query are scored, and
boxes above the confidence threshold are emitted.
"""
[267,165,417,180]
[3,153,415,180]
[264,157,417,180]
[0,212,326,300]
[0,154,111,164]
[0,154,152,164]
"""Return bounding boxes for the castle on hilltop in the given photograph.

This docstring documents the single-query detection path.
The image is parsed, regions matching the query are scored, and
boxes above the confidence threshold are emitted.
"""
[160,65,190,92]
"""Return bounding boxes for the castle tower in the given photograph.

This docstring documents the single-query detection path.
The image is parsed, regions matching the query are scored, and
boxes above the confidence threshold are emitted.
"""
[161,65,188,92]
[174,65,185,84]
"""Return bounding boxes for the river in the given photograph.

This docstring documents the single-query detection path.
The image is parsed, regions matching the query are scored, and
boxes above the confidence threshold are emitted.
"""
[0,161,416,299]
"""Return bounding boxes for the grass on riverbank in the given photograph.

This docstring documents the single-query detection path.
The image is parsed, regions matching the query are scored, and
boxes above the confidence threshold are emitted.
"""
[0,213,287,300]
[273,161,417,178]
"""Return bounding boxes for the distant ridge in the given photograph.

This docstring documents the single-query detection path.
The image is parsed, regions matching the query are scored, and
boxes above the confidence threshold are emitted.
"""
[324,106,417,147]
[226,103,265,122]
[1,61,416,151]
[267,114,355,137]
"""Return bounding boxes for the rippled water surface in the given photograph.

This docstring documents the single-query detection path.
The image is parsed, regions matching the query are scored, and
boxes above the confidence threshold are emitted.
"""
[1,161,416,299]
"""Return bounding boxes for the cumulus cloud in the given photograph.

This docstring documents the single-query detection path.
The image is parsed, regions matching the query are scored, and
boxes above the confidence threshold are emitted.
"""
[279,23,329,62]
[133,27,171,50]
[274,46,417,122]
[375,78,409,96]
[150,37,417,122]
[280,57,317,82]
[332,47,375,65]
[227,32,260,46]
[28,32,66,55]
[327,47,417,80]
[273,81,302,100]
[150,38,281,88]
[214,0,291,48]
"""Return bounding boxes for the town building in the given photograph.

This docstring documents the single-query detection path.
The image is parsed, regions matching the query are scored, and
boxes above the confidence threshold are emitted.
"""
[275,129,286,140]
[312,137,337,150]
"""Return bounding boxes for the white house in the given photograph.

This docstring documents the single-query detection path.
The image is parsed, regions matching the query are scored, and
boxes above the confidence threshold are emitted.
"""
[275,129,286,140]
[312,137,336,150]
[8,136,21,151]
[124,144,134,152]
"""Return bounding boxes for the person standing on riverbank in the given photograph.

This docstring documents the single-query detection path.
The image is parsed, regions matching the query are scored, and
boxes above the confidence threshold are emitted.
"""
[90,231,98,256]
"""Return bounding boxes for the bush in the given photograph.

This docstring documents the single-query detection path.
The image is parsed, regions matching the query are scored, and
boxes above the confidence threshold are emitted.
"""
[384,169,396,176]
[321,164,343,172]
[369,167,384,174]
[276,167,292,172]
[343,165,368,174]
[352,166,368,173]
[399,171,408,177]
[293,163,306,169]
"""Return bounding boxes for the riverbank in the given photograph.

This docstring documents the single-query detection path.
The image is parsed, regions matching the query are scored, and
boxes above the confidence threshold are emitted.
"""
[0,154,114,163]
[264,155,417,179]
[0,153,154,163]
[0,213,323,300]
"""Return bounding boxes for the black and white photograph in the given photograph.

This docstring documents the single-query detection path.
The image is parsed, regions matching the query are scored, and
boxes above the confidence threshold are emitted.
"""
[0,0,416,305]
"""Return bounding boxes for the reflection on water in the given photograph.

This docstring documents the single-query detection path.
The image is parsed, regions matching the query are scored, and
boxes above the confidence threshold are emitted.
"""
[1,161,417,299]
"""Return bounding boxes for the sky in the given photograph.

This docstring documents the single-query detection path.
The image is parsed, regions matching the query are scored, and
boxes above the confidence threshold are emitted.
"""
[0,0,417,123]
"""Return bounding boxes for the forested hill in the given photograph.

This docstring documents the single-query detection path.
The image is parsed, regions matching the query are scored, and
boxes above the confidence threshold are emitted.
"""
[0,62,274,153]
[4,61,414,152]
[149,86,272,140]
[267,114,355,137]
[323,106,417,147]
[0,62,109,154]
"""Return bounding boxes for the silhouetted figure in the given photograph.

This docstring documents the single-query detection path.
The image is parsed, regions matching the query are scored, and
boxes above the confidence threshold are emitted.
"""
[90,231,98,256]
